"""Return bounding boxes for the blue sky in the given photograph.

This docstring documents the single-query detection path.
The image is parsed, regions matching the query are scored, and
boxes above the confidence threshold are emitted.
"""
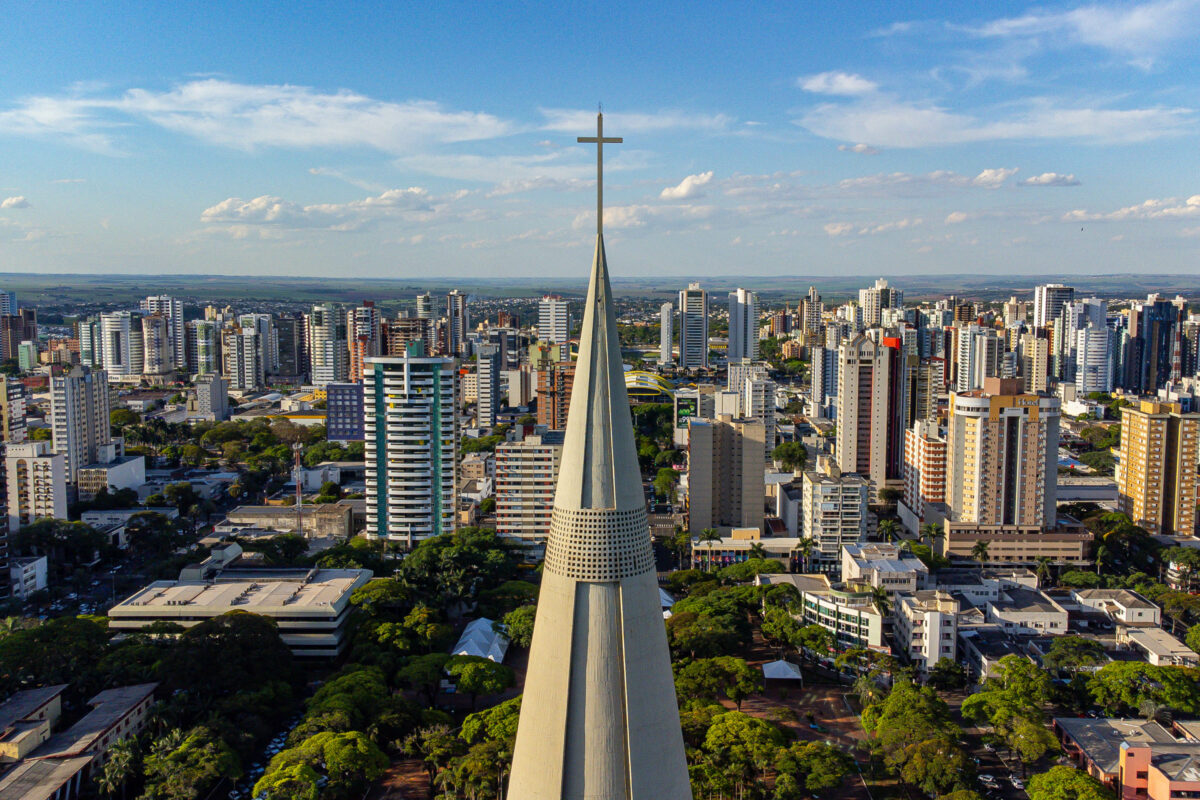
[1,0,1199,279]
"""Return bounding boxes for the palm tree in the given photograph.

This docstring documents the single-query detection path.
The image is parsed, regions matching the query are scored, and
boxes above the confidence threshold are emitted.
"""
[98,737,137,799]
[870,585,891,617]
[971,540,990,564]
[920,522,944,550]
[697,528,722,572]
[877,519,899,544]
[1094,543,1110,576]
[796,537,816,572]
[1034,557,1054,587]
[748,542,767,560]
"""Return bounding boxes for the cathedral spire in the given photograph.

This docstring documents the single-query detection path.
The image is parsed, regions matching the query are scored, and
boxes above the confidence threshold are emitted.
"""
[507,114,691,800]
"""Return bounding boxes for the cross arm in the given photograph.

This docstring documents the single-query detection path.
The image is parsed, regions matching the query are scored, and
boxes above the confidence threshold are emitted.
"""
[577,136,623,144]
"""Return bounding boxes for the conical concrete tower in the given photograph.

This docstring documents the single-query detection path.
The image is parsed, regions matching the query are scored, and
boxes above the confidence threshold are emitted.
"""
[507,115,691,800]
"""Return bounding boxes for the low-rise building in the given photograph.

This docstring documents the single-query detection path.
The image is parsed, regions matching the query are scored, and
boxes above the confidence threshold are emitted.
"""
[9,556,47,600]
[986,587,1069,635]
[755,573,885,651]
[841,543,928,594]
[893,590,958,672]
[692,530,805,572]
[1119,627,1200,666]
[0,685,66,763]
[1054,717,1200,799]
[108,569,372,657]
[1072,589,1161,627]
[942,515,1091,565]
[76,455,145,502]
[217,501,354,539]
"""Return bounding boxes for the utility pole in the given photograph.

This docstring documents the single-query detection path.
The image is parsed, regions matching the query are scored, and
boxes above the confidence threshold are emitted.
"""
[293,442,303,538]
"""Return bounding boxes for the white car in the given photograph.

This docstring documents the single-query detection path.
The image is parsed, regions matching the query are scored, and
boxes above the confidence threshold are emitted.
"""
[979,775,998,786]
[1010,777,1025,789]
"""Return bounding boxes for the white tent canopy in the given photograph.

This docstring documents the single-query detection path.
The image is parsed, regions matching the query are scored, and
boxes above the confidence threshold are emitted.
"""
[761,660,803,681]
[450,617,509,663]
[659,588,676,609]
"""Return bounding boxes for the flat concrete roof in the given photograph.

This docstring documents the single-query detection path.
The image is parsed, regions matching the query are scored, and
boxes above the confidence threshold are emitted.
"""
[992,588,1063,614]
[110,569,371,619]
[1055,717,1182,775]
[1125,627,1198,660]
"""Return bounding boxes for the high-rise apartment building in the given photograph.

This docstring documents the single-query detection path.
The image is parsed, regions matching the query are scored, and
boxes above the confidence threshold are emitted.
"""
[192,373,229,422]
[347,302,381,382]
[1033,283,1075,328]
[659,302,672,364]
[308,304,348,386]
[6,441,67,533]
[1075,326,1112,394]
[686,416,766,533]
[1020,333,1050,393]
[185,320,220,375]
[742,376,777,459]
[140,295,185,369]
[537,296,570,345]
[495,432,564,542]
[727,288,759,362]
[415,292,434,320]
[859,278,903,328]
[1127,296,1184,393]
[0,292,15,317]
[678,283,708,369]
[140,315,172,378]
[0,380,26,444]
[835,334,907,490]
[476,344,502,428]
[0,310,36,363]
[536,360,575,430]
[384,317,433,357]
[238,313,277,377]
[446,290,469,358]
[363,351,457,545]
[800,285,823,337]
[49,366,112,485]
[1117,401,1199,537]
[77,316,100,369]
[273,314,304,380]
[955,324,1003,392]
[801,457,868,573]
[222,327,264,391]
[902,419,946,529]
[947,378,1058,528]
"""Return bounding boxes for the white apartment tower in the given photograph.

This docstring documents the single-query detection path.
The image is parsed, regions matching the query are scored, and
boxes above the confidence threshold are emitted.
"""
[476,344,502,428]
[49,366,111,485]
[415,292,434,320]
[6,441,67,533]
[446,290,469,357]
[801,457,869,572]
[859,278,903,327]
[141,314,172,377]
[1033,283,1075,328]
[835,334,890,488]
[222,327,264,391]
[659,302,673,364]
[678,282,709,369]
[308,304,348,386]
[363,351,457,545]
[538,295,570,345]
[140,295,185,369]
[727,288,760,362]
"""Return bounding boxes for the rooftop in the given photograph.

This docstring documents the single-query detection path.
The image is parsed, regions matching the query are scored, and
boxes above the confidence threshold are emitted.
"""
[0,685,66,735]
[34,684,157,759]
[0,755,94,800]
[1055,717,1180,775]
[991,588,1064,614]
[109,569,371,618]
[1074,588,1157,610]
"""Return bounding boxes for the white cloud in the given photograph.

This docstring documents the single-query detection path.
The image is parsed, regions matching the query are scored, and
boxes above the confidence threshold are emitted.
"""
[798,97,1191,147]
[51,178,85,184]
[538,108,732,133]
[1063,194,1200,221]
[0,80,514,154]
[573,203,717,232]
[824,222,854,236]
[799,71,879,96]
[972,167,1018,188]
[1,196,30,209]
[660,171,714,200]
[945,211,972,224]
[969,0,1200,60]
[838,143,879,154]
[860,218,922,235]
[198,186,468,232]
[1020,172,1081,187]
[308,167,386,193]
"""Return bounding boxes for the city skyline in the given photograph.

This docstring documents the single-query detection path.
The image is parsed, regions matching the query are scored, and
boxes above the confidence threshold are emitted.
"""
[2,1,1199,278]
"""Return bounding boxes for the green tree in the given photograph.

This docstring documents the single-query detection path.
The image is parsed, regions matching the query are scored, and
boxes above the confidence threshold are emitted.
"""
[1043,636,1106,675]
[775,740,853,793]
[110,408,141,429]
[772,441,808,471]
[971,540,990,563]
[1088,662,1200,715]
[703,711,785,795]
[500,605,536,648]
[397,653,451,706]
[877,518,900,543]
[446,655,516,711]
[717,557,785,583]
[1026,766,1114,800]
[460,695,521,745]
[653,467,680,500]
[674,656,761,710]
[900,737,973,797]
[142,726,242,800]
[403,724,465,790]
[927,657,968,692]
[795,624,835,661]
[1060,569,1104,589]
[1186,624,1200,654]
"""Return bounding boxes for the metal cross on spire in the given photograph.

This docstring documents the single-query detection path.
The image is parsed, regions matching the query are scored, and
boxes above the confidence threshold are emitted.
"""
[577,111,622,236]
